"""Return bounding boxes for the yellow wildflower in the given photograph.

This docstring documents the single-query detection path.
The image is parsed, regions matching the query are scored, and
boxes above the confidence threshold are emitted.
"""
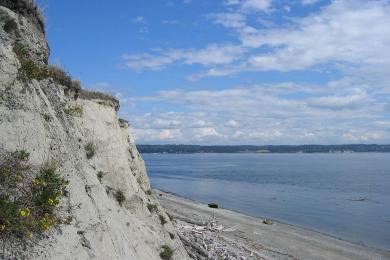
[48,198,54,205]
[40,214,56,230]
[27,232,33,239]
[0,224,5,231]
[20,208,30,217]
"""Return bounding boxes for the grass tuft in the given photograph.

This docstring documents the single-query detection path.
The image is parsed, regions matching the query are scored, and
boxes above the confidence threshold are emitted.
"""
[160,245,173,260]
[114,190,126,206]
[97,171,104,183]
[64,104,83,117]
[84,142,96,159]
[147,203,157,213]
[159,214,167,225]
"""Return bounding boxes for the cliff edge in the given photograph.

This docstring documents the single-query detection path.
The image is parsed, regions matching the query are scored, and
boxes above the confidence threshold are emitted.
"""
[0,1,189,259]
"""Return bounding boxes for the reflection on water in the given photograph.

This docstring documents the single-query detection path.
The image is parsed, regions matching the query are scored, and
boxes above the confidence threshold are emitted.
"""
[143,153,390,250]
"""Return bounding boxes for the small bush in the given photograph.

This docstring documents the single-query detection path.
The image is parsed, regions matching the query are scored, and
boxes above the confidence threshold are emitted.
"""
[0,150,68,256]
[168,232,175,239]
[159,214,167,226]
[114,190,125,206]
[64,104,83,117]
[147,203,157,213]
[84,142,96,159]
[146,189,152,195]
[160,245,173,260]
[97,171,104,183]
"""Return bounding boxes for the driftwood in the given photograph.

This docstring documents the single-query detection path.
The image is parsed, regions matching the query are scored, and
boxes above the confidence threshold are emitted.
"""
[174,214,252,260]
[178,233,209,257]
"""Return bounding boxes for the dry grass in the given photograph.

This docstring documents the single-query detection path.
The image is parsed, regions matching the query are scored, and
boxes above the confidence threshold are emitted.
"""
[79,90,118,105]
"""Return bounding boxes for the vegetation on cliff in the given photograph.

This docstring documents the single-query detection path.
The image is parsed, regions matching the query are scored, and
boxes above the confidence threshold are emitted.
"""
[0,0,45,32]
[0,150,69,257]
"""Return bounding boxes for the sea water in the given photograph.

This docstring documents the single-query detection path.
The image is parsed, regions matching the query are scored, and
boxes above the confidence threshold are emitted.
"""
[143,153,390,251]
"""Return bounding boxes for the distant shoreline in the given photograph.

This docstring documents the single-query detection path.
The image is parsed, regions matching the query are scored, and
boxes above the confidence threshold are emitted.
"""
[138,144,390,154]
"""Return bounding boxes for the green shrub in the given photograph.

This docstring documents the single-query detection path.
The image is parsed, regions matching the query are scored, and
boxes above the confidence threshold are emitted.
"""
[64,104,83,117]
[114,190,125,206]
[146,189,152,195]
[147,203,157,213]
[160,245,173,260]
[0,150,68,255]
[159,214,167,225]
[13,43,49,80]
[84,142,96,159]
[97,171,104,183]
[19,58,48,80]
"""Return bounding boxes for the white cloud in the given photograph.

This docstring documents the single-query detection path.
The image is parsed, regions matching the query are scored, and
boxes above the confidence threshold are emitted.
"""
[125,0,390,80]
[307,90,369,110]
[122,44,245,71]
[223,0,272,12]
[241,0,390,73]
[118,0,390,144]
[224,0,241,6]
[194,127,222,139]
[162,20,179,25]
[301,0,320,5]
[225,120,239,128]
[241,0,272,12]
[210,13,246,29]
[123,80,388,144]
[131,16,149,34]
[131,16,146,24]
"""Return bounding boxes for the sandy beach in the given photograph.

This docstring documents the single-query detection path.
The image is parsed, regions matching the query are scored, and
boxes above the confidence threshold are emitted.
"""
[156,190,390,260]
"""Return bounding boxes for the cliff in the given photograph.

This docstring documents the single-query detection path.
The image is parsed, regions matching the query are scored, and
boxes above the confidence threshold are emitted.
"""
[0,1,189,259]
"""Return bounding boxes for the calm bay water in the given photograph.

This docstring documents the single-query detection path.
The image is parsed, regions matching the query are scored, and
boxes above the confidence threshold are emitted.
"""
[143,153,390,251]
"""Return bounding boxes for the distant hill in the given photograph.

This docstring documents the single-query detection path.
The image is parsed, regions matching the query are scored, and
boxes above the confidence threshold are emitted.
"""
[137,144,390,153]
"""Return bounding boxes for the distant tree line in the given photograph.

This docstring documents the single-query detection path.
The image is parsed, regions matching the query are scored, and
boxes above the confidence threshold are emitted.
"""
[137,144,390,154]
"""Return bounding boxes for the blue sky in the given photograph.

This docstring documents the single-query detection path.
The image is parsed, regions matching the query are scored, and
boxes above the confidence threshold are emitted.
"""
[36,0,390,144]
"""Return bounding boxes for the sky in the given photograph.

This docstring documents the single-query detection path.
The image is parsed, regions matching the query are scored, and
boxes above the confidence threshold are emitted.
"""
[36,0,390,145]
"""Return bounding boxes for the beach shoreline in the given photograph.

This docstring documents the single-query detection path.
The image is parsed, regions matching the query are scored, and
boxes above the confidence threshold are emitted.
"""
[155,189,390,260]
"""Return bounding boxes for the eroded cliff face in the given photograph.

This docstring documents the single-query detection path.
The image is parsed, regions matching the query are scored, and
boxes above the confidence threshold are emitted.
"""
[0,3,189,259]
